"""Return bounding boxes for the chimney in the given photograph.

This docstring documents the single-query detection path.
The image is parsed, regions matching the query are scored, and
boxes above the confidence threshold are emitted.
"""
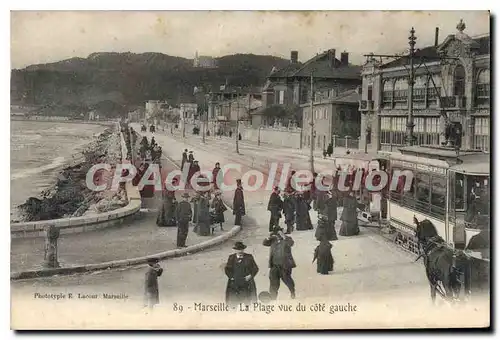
[328,49,336,68]
[434,27,439,47]
[290,51,298,64]
[341,51,349,66]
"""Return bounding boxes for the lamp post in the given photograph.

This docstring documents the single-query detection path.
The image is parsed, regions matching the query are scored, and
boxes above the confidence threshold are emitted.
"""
[258,125,262,146]
[235,89,241,154]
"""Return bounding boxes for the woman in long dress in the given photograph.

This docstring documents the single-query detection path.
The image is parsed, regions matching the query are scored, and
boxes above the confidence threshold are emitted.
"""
[196,192,212,236]
[295,193,313,231]
[211,191,226,231]
[339,192,359,236]
[313,238,334,275]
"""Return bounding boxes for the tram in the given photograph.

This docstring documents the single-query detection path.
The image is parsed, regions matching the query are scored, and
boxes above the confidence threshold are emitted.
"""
[386,146,490,292]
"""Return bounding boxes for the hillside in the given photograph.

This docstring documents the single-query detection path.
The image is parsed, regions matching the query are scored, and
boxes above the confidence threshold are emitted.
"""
[11,52,291,117]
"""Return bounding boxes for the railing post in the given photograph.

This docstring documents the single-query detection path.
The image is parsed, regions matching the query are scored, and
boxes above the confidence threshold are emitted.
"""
[345,136,349,150]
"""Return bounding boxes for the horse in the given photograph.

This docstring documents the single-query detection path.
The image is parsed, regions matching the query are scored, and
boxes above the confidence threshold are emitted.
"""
[413,216,471,304]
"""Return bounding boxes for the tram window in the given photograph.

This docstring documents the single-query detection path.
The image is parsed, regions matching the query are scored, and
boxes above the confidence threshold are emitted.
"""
[415,172,431,212]
[430,175,446,217]
[454,172,465,210]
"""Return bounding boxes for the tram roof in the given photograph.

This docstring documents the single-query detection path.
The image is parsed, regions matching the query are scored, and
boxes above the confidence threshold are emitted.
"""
[398,146,485,160]
[336,152,389,161]
[449,156,490,176]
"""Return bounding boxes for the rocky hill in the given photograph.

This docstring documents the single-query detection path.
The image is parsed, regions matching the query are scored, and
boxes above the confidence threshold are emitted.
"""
[11,52,291,117]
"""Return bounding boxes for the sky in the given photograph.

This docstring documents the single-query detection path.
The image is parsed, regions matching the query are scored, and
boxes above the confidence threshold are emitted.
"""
[10,10,490,69]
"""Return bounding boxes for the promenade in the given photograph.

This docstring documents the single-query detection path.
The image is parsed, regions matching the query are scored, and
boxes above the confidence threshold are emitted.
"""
[10,153,233,273]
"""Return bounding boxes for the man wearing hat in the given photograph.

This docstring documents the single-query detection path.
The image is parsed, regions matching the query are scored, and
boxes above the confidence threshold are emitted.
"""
[263,226,296,300]
[175,192,193,248]
[224,241,259,307]
[188,150,195,163]
[267,186,283,232]
[181,149,188,170]
[144,258,163,309]
[233,179,245,226]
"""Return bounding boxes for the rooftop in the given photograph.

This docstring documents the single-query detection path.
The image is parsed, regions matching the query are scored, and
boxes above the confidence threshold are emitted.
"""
[268,50,361,80]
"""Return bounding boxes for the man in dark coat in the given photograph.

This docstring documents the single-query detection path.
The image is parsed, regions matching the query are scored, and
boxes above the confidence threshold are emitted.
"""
[267,186,283,232]
[212,162,222,190]
[175,193,193,248]
[156,181,177,227]
[263,226,296,300]
[339,191,359,236]
[282,189,296,234]
[313,238,334,275]
[144,258,163,309]
[224,241,259,307]
[233,179,245,226]
[181,149,188,170]
[191,191,201,224]
[188,151,195,163]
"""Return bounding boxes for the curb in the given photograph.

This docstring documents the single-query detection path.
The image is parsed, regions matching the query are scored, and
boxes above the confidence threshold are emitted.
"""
[10,225,241,281]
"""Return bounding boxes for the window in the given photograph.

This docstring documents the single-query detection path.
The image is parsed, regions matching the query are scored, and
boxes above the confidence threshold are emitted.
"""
[380,116,407,146]
[394,78,409,103]
[474,118,490,152]
[413,76,427,101]
[415,172,430,212]
[382,80,393,108]
[453,65,466,97]
[279,91,285,105]
[430,175,446,218]
[453,172,466,211]
[476,69,490,106]
[427,74,442,106]
[414,117,440,146]
[367,85,373,101]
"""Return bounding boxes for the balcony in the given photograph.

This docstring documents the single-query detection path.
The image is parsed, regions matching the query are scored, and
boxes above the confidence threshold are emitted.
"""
[359,100,374,112]
[439,96,467,109]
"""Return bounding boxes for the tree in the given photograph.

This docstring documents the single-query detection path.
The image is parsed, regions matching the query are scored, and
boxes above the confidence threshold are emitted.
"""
[262,104,302,127]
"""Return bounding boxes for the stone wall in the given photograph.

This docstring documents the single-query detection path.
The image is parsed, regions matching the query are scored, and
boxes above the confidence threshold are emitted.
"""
[239,126,302,149]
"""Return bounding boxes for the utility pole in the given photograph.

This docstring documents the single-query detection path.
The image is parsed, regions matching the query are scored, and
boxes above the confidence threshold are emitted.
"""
[309,72,315,174]
[235,90,240,154]
[202,94,206,144]
[363,27,459,147]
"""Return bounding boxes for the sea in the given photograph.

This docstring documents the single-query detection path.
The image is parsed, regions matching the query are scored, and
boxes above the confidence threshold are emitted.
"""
[10,120,108,221]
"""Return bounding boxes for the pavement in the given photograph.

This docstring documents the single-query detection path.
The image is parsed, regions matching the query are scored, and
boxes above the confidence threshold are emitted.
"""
[10,153,233,273]
[10,129,490,328]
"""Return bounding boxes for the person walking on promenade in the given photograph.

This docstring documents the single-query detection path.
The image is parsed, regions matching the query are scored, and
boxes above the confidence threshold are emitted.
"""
[195,191,212,236]
[313,237,334,275]
[188,150,195,163]
[144,258,163,310]
[339,191,360,236]
[324,189,339,240]
[181,149,188,170]
[175,193,193,248]
[224,241,259,307]
[211,190,227,231]
[267,186,283,232]
[263,226,296,300]
[191,191,201,226]
[282,188,296,234]
[233,179,246,226]
[295,192,313,231]
[286,170,296,193]
[212,162,222,190]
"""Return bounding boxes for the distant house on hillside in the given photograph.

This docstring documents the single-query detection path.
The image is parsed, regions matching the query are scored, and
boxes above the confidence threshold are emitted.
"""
[193,51,218,68]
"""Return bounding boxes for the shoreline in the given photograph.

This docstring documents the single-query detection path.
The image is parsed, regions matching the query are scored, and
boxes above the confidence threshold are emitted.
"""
[10,116,116,127]
[12,126,125,223]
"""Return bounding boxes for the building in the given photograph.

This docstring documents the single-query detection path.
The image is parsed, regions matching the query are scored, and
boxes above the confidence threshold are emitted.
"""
[302,89,361,151]
[193,51,217,68]
[145,100,169,121]
[262,50,361,109]
[359,20,490,153]
[179,103,198,123]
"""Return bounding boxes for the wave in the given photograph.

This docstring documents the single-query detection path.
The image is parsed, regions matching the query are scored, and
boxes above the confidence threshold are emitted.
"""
[11,156,66,181]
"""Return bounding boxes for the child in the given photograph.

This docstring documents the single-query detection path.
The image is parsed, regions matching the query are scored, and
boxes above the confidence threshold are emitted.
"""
[313,237,334,275]
[210,190,227,233]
